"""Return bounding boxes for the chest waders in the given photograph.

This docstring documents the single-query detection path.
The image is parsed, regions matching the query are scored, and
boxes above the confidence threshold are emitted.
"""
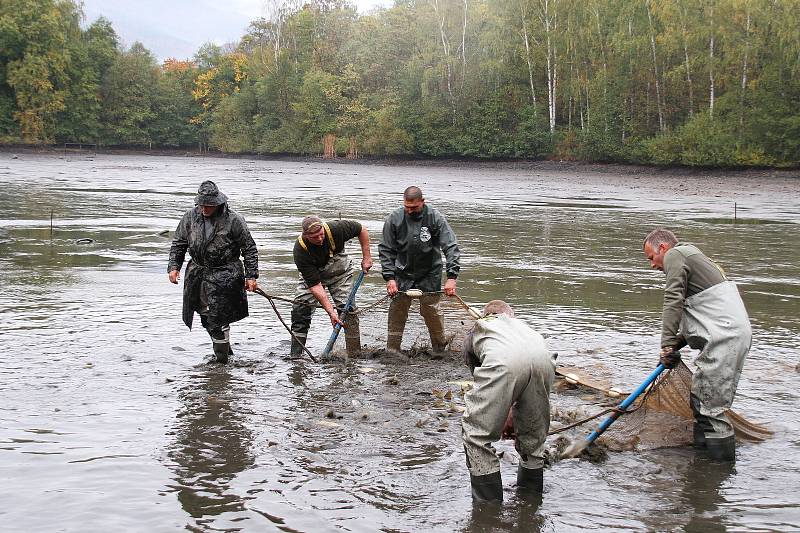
[384,228,447,353]
[386,291,447,353]
[461,315,555,502]
[683,280,751,461]
[291,225,362,357]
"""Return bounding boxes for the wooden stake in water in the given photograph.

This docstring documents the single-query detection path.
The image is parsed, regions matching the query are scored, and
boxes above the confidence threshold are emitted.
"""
[50,209,53,239]
[734,202,737,223]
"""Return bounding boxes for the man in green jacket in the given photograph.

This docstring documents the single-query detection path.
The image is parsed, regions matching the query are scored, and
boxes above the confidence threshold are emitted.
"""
[643,228,751,462]
[378,186,460,353]
[290,215,372,357]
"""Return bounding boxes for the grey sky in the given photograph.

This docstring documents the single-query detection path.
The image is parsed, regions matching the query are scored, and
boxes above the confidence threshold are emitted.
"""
[81,0,393,62]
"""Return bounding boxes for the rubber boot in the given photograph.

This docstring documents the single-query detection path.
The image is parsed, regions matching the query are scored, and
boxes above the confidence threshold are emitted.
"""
[516,466,543,493]
[691,395,713,449]
[706,435,736,462]
[290,302,312,357]
[344,313,362,357]
[290,336,306,358]
[212,341,230,364]
[470,471,503,503]
[429,330,450,353]
[210,326,231,364]
[387,296,411,353]
[420,299,447,352]
[693,423,707,449]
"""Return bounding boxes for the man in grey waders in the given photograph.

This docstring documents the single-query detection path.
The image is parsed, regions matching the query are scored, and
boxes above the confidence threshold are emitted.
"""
[378,186,460,353]
[461,300,555,502]
[644,229,751,462]
[168,180,259,363]
[290,216,372,357]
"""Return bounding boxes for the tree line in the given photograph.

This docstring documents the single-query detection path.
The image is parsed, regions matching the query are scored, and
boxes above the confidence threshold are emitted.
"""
[2,0,798,167]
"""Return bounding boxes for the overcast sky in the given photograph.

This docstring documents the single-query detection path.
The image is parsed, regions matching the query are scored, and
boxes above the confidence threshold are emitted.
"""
[81,0,393,62]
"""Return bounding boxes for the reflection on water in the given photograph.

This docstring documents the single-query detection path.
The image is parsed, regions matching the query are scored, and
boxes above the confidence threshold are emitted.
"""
[465,495,546,533]
[0,152,798,531]
[167,368,254,522]
[680,457,735,533]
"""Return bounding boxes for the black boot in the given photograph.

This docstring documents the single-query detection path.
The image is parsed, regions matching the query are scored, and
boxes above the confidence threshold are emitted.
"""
[706,435,736,462]
[470,471,503,503]
[693,423,707,449]
[210,326,231,364]
[517,466,543,493]
[213,341,230,364]
[691,395,714,449]
[290,337,305,358]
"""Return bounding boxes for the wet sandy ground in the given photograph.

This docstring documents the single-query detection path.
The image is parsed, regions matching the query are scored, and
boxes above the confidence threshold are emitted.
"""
[0,152,798,531]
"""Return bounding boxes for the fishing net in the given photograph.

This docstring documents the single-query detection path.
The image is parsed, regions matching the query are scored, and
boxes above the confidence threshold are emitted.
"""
[600,363,695,451]
[559,362,772,451]
[262,288,770,452]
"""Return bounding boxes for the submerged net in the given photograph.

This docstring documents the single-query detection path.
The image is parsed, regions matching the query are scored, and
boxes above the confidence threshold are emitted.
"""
[267,288,770,452]
[344,291,479,355]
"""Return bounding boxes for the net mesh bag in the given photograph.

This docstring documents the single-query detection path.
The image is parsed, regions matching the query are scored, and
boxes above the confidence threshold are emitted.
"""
[600,364,695,451]
[320,292,771,451]
[582,362,771,451]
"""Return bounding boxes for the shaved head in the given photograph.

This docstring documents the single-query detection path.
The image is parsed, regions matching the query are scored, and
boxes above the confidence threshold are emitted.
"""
[404,186,423,201]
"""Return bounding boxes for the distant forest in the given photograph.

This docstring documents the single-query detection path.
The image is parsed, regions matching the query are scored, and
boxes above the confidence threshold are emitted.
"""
[2,0,799,166]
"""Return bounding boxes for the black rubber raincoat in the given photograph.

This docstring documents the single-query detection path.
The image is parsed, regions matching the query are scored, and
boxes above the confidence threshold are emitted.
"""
[168,205,259,330]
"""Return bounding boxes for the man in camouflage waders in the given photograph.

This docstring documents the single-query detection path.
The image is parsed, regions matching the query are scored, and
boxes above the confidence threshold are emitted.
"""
[378,186,460,353]
[290,215,372,357]
[644,228,751,462]
[168,180,259,363]
[461,300,555,503]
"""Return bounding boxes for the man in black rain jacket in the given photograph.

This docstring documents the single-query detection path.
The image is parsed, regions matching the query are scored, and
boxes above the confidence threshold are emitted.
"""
[168,180,259,363]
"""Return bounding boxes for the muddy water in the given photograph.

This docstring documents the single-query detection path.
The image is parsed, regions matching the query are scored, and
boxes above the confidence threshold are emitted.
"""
[1,152,798,532]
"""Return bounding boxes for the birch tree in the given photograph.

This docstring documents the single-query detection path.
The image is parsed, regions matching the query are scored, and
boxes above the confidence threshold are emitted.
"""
[509,0,539,109]
[430,0,456,121]
[535,0,559,134]
[645,0,665,131]
[708,1,716,117]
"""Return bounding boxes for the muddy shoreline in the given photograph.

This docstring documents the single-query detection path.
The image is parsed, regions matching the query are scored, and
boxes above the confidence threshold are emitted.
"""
[3,144,799,181]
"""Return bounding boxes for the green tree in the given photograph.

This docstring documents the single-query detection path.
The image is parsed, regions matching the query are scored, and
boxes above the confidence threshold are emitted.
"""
[100,42,159,145]
[152,59,201,147]
[0,0,78,142]
[55,17,120,143]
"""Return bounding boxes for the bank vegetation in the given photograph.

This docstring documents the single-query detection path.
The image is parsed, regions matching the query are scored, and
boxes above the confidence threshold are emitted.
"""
[1,0,799,167]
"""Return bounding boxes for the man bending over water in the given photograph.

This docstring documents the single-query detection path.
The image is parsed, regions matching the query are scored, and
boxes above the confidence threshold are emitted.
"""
[461,300,556,502]
[643,228,751,462]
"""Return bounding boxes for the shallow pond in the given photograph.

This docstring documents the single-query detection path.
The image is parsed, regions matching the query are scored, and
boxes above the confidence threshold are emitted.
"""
[0,153,798,531]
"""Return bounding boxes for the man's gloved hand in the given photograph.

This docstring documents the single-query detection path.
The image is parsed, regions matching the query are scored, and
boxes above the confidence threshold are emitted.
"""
[659,346,681,369]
